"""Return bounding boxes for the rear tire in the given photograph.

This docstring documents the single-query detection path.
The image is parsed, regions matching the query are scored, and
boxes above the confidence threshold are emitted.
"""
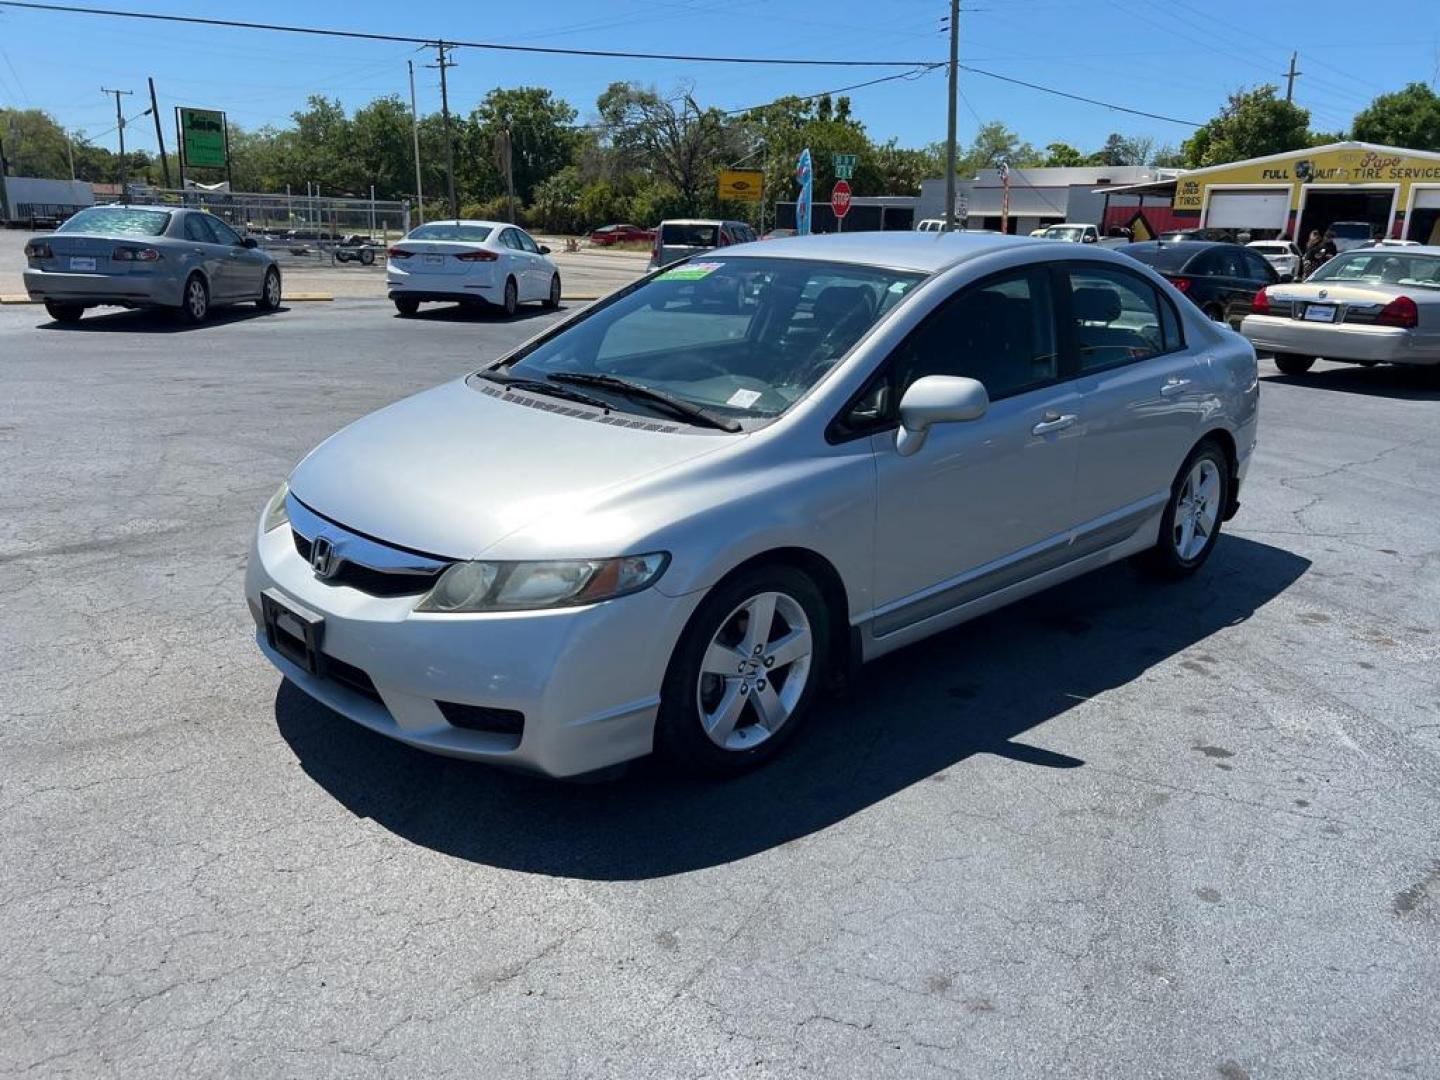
[393,297,420,317]
[44,302,83,324]
[256,267,282,311]
[544,274,561,309]
[657,565,830,776]
[502,276,518,318]
[1136,440,1230,580]
[176,274,209,324]
[359,248,375,266]
[1272,353,1315,375]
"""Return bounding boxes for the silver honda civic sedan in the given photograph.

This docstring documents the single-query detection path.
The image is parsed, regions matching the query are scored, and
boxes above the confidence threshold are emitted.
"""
[23,204,281,324]
[247,232,1258,778]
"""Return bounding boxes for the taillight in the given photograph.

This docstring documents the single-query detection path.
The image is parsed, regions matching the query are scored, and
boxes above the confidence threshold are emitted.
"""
[455,250,498,262]
[24,242,53,260]
[1376,295,1418,328]
[1167,276,1191,294]
[1252,286,1271,315]
[112,246,162,262]
[387,247,412,259]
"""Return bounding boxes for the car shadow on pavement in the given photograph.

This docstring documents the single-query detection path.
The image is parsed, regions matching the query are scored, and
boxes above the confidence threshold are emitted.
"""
[397,304,567,323]
[274,535,1309,881]
[37,306,291,333]
[1262,363,1440,401]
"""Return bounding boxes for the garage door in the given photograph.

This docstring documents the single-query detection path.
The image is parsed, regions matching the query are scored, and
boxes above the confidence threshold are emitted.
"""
[1414,188,1440,210]
[1206,190,1291,230]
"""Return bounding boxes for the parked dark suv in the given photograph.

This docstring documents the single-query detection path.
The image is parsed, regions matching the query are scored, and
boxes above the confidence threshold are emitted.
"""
[1120,241,1277,328]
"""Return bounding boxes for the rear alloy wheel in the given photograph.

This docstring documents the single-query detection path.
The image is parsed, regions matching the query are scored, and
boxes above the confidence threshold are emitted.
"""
[1137,441,1229,579]
[359,247,376,266]
[502,276,518,317]
[44,302,83,324]
[544,274,561,309]
[658,565,830,775]
[177,275,209,324]
[256,268,282,311]
[1272,352,1315,375]
[394,297,420,317]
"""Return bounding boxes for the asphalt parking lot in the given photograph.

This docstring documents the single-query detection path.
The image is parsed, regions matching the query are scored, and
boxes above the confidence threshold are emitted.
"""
[2,298,1438,1078]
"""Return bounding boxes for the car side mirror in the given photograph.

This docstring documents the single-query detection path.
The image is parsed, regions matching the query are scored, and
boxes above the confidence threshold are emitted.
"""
[539,245,551,254]
[895,375,989,456]
[242,237,258,249]
[1083,234,1097,243]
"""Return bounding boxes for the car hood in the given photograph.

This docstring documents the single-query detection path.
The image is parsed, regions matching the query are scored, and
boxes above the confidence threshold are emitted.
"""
[288,377,734,559]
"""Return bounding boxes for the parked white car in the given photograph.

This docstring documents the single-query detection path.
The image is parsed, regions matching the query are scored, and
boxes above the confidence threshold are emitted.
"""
[1247,239,1301,281]
[386,220,560,317]
[1041,224,1100,244]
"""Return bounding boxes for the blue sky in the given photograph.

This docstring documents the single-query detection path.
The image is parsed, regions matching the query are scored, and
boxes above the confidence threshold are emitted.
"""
[0,0,1436,159]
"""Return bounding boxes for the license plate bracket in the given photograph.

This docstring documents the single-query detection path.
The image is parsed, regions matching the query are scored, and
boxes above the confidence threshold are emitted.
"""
[261,588,324,674]
[423,254,444,266]
[69,256,96,271]
[1303,303,1337,323]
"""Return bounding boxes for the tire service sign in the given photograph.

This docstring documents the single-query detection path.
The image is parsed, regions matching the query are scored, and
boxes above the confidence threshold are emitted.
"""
[179,108,228,170]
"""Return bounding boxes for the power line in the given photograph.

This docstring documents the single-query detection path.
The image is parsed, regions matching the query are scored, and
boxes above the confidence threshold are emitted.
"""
[958,65,1203,126]
[0,1,940,67]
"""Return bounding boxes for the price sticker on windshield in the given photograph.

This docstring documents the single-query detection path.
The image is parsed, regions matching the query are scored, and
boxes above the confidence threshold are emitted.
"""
[658,261,723,281]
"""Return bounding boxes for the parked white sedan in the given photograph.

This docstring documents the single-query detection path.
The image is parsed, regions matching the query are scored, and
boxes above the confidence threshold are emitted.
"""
[386,220,561,317]
[1241,246,1440,374]
[1247,239,1301,282]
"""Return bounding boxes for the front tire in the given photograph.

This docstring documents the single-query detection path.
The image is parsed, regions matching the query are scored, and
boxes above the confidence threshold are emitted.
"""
[44,302,83,324]
[177,274,209,324]
[1137,441,1230,579]
[359,247,376,266]
[393,297,420,317]
[502,276,518,317]
[1273,352,1315,375]
[544,273,561,309]
[256,267,282,311]
[657,565,830,775]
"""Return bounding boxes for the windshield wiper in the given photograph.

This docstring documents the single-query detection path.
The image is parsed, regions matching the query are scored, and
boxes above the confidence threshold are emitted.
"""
[479,370,613,412]
[546,372,742,432]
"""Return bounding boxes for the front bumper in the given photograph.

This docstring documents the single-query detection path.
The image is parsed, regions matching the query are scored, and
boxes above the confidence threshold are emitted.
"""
[245,519,702,777]
[22,268,182,307]
[1240,314,1440,366]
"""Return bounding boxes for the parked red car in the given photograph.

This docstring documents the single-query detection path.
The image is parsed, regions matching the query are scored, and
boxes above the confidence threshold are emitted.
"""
[588,223,655,246]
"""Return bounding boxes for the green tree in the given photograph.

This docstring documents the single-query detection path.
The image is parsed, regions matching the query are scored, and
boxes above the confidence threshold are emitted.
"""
[959,121,1042,173]
[468,86,580,206]
[598,82,737,212]
[1351,82,1440,151]
[1043,142,1086,167]
[1182,85,1311,167]
[1,108,77,178]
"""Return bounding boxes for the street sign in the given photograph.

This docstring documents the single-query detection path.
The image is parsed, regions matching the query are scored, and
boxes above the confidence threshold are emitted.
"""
[718,169,764,202]
[833,152,857,180]
[831,180,852,220]
[178,107,227,170]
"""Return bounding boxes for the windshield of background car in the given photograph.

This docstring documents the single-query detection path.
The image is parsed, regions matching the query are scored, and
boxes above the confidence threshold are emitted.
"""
[1307,252,1440,289]
[1122,244,1197,273]
[1043,227,1084,241]
[58,207,170,236]
[407,223,492,242]
[502,257,924,421]
[1251,244,1289,255]
[1330,223,1371,240]
[661,223,719,247]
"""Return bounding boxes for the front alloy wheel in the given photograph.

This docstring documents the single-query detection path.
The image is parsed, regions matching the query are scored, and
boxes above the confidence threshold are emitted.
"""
[257,268,282,311]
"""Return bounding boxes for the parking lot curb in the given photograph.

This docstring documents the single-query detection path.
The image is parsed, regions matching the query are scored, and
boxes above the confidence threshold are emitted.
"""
[2,293,336,303]
[561,295,599,301]
[0,295,34,304]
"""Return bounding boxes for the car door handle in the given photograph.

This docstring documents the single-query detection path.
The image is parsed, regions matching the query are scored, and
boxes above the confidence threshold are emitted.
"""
[1159,378,1192,397]
[1031,412,1077,435]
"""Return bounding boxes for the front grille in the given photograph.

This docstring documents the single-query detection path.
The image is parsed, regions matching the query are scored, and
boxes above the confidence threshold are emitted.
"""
[437,700,525,737]
[291,528,445,598]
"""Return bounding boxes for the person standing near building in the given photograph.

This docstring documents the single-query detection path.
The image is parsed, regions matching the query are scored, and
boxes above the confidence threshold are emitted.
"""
[1301,229,1337,279]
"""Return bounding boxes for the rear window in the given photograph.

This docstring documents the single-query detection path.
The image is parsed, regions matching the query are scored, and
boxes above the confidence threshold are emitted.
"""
[1330,222,1372,239]
[662,223,719,247]
[1250,244,1288,255]
[1121,244,1199,273]
[407,223,493,242]
[58,207,170,237]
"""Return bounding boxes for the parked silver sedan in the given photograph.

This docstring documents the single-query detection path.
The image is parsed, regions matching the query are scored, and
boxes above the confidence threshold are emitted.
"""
[1241,246,1440,374]
[22,205,281,324]
[247,232,1258,778]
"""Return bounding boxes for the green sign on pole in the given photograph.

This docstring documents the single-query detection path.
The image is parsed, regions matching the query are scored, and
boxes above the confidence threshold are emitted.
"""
[179,107,227,170]
[833,153,858,180]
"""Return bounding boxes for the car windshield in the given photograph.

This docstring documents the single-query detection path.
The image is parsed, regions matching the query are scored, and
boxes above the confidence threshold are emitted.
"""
[1330,223,1371,240]
[58,207,170,236]
[1043,226,1085,241]
[1307,252,1440,289]
[662,223,719,247]
[407,223,492,242]
[498,257,924,422]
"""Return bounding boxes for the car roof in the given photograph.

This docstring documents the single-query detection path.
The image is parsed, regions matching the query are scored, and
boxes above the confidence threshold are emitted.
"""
[411,219,512,230]
[716,230,1037,273]
[1345,243,1440,255]
[1126,240,1236,254]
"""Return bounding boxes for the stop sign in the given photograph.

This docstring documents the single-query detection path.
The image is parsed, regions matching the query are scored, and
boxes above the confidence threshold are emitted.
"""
[831,180,852,219]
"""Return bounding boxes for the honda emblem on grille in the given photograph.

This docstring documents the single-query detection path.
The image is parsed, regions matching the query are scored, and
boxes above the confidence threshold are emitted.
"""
[310,535,339,579]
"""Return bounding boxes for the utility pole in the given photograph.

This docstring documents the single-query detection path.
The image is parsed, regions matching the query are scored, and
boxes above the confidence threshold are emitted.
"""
[943,0,960,231]
[1284,52,1301,104]
[426,41,459,219]
[147,77,171,188]
[0,129,10,225]
[101,87,134,202]
[408,58,425,224]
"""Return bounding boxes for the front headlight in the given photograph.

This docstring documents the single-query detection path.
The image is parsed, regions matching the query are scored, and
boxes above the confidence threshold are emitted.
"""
[417,553,669,613]
[262,481,290,532]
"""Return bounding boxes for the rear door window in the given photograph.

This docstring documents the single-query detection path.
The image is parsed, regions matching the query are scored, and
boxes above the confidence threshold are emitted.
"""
[1066,265,1172,372]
